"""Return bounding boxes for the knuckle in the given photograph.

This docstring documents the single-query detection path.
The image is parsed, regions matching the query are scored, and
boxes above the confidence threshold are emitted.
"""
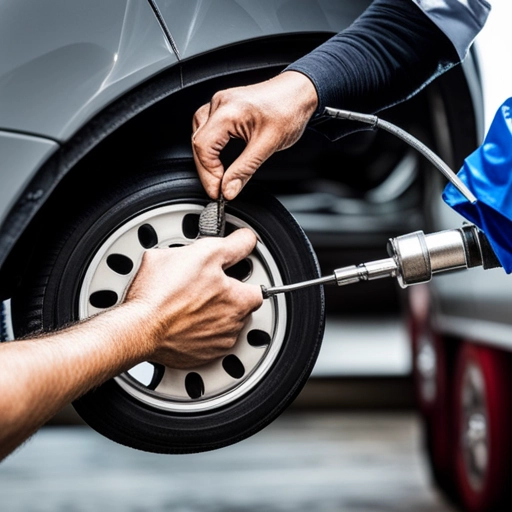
[224,334,238,350]
[191,131,205,151]
[212,89,249,117]
[212,89,234,105]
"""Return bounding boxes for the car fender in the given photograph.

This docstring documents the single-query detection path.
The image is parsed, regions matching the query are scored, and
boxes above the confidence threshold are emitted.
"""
[0,131,58,229]
[0,0,177,142]
[153,0,370,60]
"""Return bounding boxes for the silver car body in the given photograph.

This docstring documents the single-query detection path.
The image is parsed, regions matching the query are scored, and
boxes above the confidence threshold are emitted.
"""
[0,0,486,314]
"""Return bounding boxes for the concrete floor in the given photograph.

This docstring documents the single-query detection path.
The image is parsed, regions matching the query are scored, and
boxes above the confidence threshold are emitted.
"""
[0,412,457,512]
[312,315,411,377]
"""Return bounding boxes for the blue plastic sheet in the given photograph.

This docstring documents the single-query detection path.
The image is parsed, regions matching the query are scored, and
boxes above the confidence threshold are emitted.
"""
[443,97,512,273]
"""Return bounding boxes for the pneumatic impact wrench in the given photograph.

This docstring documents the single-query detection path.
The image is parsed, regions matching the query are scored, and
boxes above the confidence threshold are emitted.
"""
[261,224,501,299]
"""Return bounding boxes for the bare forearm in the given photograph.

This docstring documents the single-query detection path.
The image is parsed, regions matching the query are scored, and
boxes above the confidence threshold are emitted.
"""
[0,302,152,459]
[0,231,262,460]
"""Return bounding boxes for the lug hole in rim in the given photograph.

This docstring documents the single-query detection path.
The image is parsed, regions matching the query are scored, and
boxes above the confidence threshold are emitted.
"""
[138,224,158,248]
[225,258,253,281]
[185,372,205,399]
[182,214,200,239]
[247,329,271,347]
[223,355,245,379]
[89,290,118,309]
[106,254,134,275]
[147,363,165,391]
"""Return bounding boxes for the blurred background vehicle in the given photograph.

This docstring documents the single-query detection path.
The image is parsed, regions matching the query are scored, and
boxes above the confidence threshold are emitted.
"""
[405,2,512,510]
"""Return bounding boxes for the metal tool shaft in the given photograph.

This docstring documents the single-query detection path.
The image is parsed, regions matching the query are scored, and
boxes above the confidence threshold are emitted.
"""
[261,258,397,298]
[262,275,337,298]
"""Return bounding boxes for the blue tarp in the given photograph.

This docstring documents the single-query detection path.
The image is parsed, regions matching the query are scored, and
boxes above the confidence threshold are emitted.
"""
[443,97,512,273]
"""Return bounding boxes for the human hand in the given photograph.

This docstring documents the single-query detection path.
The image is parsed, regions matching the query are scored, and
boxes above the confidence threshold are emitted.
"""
[192,71,318,200]
[125,228,263,369]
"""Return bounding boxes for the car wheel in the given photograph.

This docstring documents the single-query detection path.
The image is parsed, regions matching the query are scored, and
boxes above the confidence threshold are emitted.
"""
[454,343,512,511]
[11,161,325,454]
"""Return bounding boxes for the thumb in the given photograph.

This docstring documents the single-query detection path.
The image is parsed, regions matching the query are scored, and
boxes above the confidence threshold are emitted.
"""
[218,228,258,268]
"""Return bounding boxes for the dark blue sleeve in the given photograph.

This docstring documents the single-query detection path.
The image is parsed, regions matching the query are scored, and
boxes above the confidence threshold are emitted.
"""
[285,0,465,136]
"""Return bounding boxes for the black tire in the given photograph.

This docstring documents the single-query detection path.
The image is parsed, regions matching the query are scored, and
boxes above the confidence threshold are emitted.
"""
[11,161,325,454]
[1,301,8,342]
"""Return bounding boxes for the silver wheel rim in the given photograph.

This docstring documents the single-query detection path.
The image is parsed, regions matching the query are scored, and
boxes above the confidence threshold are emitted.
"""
[79,203,287,413]
[460,360,489,491]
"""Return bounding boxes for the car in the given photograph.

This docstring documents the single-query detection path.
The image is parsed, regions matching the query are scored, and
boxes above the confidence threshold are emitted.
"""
[0,0,488,462]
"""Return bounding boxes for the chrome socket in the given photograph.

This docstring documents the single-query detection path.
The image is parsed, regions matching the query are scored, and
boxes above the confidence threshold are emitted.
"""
[388,228,469,288]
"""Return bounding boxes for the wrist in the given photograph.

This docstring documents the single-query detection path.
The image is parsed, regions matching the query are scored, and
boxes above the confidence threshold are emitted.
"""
[276,70,318,117]
[112,300,162,365]
[75,300,160,374]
